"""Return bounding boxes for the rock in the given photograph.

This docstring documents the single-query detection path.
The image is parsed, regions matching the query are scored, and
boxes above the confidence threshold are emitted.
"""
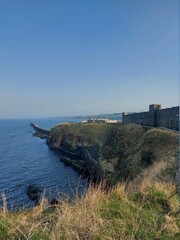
[27,184,42,201]
[50,198,60,206]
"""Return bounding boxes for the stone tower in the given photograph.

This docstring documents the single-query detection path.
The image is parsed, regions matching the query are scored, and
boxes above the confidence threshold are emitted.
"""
[149,104,161,127]
[149,104,161,112]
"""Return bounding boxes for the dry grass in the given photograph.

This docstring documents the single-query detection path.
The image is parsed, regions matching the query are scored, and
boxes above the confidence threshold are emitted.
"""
[0,179,179,240]
[51,183,106,240]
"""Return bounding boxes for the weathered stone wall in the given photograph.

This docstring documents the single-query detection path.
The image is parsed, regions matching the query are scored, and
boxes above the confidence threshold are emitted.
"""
[123,112,154,126]
[122,106,179,130]
[157,107,179,130]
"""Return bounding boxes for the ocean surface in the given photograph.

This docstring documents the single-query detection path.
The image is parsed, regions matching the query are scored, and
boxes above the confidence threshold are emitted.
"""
[0,117,87,210]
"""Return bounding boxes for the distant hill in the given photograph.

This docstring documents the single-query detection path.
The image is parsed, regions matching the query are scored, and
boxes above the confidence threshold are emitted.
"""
[53,113,122,121]
[74,113,122,121]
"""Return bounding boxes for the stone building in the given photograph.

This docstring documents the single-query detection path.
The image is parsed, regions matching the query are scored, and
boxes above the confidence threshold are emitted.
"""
[122,104,179,131]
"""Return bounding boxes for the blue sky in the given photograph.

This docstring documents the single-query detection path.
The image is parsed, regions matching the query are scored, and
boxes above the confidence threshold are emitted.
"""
[0,0,179,118]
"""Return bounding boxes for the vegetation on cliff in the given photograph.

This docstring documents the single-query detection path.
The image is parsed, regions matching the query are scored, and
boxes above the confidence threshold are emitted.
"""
[48,123,178,184]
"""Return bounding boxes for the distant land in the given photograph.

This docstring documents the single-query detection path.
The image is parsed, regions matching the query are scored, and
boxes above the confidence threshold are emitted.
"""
[54,113,123,121]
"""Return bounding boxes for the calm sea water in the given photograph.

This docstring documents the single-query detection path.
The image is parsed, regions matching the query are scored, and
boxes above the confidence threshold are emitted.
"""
[0,117,87,210]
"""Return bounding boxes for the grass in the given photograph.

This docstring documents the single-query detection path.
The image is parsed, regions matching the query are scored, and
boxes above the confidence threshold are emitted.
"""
[0,180,179,240]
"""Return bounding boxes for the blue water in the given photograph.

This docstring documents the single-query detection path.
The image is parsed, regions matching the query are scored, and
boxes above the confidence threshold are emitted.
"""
[0,117,87,210]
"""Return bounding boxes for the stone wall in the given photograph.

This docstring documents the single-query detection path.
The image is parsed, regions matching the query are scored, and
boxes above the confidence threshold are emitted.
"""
[122,111,154,126]
[122,105,179,131]
[157,107,179,130]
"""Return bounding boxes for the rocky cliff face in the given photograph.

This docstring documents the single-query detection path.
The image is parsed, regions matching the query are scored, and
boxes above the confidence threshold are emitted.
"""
[47,123,179,184]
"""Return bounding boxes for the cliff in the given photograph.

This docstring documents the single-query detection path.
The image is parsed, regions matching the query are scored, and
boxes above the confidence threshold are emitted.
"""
[47,123,179,184]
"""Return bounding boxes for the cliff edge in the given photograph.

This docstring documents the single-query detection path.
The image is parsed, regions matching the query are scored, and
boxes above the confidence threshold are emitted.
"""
[47,123,179,184]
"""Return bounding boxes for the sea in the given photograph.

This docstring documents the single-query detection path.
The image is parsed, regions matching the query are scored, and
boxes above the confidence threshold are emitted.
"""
[0,117,88,210]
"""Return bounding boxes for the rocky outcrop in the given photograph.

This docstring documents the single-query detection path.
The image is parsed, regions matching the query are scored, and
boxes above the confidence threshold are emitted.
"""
[47,123,179,183]
[27,184,42,201]
[30,123,50,139]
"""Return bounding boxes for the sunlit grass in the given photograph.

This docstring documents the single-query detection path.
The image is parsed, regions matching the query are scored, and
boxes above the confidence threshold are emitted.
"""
[0,179,179,240]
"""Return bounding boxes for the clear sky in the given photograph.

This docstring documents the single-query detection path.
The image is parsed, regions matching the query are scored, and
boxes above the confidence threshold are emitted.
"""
[0,0,179,118]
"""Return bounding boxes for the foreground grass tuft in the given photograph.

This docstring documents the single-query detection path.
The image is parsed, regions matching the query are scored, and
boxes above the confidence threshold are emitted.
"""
[0,181,179,240]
